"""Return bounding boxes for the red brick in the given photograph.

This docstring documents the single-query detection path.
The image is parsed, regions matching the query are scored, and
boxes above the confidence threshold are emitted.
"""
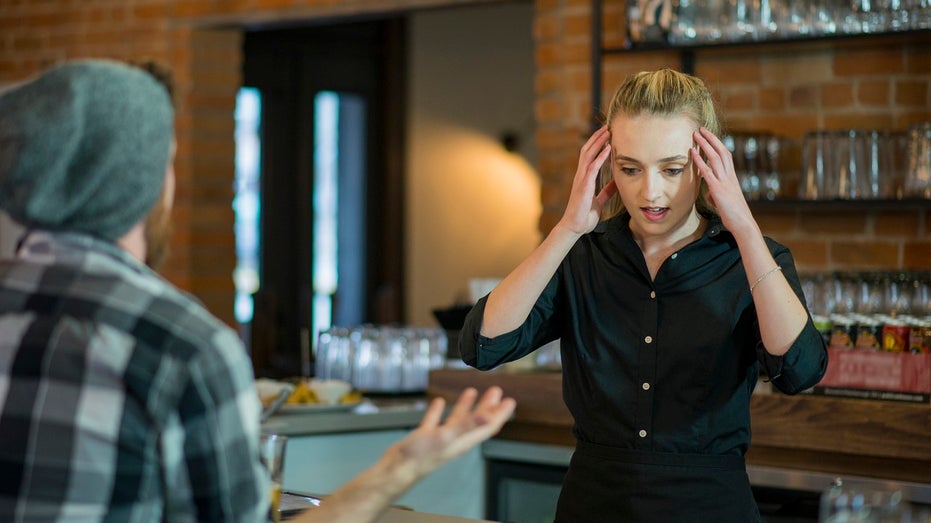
[905,44,931,74]
[720,88,756,112]
[897,112,931,129]
[536,42,563,67]
[895,79,928,107]
[800,212,868,235]
[781,239,828,269]
[903,241,931,269]
[857,80,891,107]
[534,12,560,41]
[788,85,818,109]
[132,3,169,20]
[754,210,798,236]
[727,114,818,141]
[834,47,905,77]
[190,203,236,229]
[695,55,762,85]
[820,82,854,109]
[536,98,567,125]
[564,41,591,66]
[759,87,785,112]
[565,11,590,37]
[874,211,922,237]
[830,241,901,268]
[823,113,895,130]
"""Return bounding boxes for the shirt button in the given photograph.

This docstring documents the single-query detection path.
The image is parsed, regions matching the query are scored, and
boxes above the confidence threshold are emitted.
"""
[642,382,650,390]
[649,291,656,299]
[644,335,653,344]
[671,253,678,260]
[639,429,647,438]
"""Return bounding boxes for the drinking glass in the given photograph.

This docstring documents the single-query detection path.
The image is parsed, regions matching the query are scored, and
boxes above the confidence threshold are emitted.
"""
[762,135,782,200]
[670,0,700,44]
[819,478,918,522]
[836,130,865,199]
[905,122,931,198]
[801,131,836,199]
[259,433,288,523]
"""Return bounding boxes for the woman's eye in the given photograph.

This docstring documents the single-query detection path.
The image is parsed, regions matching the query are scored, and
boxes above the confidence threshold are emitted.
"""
[619,167,639,176]
[665,167,684,176]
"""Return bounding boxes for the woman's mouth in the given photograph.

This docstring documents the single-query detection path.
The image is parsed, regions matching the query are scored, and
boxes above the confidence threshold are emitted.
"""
[640,206,669,222]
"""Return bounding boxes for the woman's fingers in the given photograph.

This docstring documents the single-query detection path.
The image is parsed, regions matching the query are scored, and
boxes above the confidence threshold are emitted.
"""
[693,128,735,183]
[594,179,618,206]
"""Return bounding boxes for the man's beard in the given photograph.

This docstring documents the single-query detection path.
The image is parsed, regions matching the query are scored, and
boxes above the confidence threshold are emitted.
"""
[144,195,172,270]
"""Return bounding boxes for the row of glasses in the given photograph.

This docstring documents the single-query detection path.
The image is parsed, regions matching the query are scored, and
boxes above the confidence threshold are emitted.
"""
[820,478,931,522]
[799,129,910,200]
[315,325,448,393]
[723,132,785,200]
[801,270,931,317]
[670,0,931,46]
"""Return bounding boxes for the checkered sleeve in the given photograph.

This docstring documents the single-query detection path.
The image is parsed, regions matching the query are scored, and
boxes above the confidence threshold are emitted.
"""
[164,326,268,523]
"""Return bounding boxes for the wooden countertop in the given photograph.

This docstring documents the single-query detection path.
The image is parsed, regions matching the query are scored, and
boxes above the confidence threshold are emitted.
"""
[428,368,931,484]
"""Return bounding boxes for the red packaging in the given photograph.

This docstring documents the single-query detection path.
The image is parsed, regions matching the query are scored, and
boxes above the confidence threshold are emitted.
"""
[882,323,910,352]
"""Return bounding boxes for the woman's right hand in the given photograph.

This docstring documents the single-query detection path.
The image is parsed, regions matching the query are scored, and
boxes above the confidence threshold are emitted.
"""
[556,125,616,236]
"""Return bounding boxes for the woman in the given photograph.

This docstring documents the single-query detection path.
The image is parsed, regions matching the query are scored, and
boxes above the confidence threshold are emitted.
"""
[459,69,827,522]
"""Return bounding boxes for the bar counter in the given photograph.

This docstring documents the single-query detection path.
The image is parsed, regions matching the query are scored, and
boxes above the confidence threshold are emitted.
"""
[428,368,931,486]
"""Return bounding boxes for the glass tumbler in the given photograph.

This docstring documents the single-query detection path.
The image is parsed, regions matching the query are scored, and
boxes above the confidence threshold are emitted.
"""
[259,433,288,523]
[819,478,920,522]
[801,131,837,199]
[905,122,931,198]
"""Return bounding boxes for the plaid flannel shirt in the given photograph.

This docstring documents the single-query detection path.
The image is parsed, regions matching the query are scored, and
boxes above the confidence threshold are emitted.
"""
[0,231,268,522]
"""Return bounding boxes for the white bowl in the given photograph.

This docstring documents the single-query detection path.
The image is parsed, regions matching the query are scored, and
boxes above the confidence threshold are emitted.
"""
[309,379,353,405]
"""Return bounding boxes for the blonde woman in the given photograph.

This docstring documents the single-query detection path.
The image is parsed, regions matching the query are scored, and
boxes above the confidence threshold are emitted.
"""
[459,69,827,522]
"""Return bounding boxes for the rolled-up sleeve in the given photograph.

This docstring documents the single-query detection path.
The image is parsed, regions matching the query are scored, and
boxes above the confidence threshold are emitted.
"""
[757,317,828,394]
[458,272,564,371]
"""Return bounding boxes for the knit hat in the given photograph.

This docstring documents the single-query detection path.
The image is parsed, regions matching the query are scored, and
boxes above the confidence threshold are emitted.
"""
[0,59,174,241]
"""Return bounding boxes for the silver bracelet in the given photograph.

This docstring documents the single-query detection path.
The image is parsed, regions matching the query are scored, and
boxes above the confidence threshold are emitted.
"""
[750,266,782,294]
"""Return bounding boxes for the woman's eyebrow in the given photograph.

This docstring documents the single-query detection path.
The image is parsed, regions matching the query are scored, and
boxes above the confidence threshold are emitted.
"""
[615,153,690,163]
[614,154,640,163]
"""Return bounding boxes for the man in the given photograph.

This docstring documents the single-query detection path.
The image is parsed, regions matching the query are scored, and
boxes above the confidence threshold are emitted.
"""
[0,59,515,523]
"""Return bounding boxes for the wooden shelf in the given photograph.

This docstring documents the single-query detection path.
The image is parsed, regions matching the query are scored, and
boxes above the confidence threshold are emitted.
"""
[749,198,931,213]
[603,28,931,55]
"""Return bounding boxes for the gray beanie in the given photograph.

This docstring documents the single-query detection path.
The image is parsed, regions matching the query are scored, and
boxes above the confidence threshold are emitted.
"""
[0,59,174,241]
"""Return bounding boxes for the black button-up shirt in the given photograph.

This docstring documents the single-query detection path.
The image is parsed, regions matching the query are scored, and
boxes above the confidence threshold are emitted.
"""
[460,214,827,457]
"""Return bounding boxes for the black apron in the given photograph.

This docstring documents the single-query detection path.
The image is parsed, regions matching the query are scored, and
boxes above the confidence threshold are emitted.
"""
[555,440,761,523]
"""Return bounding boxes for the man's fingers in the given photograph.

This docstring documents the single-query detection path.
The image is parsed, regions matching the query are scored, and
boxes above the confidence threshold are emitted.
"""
[418,397,446,429]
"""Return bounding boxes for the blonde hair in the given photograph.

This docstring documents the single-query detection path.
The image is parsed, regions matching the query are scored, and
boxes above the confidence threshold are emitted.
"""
[599,68,721,219]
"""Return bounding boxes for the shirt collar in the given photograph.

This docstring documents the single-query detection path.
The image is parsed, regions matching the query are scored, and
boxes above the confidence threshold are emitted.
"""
[16,229,150,274]
[595,212,729,241]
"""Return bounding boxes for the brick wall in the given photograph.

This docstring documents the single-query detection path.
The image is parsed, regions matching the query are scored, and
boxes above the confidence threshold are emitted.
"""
[542,0,931,273]
[1,0,928,324]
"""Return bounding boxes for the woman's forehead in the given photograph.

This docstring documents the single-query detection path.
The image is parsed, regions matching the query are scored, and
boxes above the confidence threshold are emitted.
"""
[609,114,697,157]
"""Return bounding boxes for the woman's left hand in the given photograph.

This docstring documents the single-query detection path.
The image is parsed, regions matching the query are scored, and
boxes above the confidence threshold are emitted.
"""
[691,128,756,234]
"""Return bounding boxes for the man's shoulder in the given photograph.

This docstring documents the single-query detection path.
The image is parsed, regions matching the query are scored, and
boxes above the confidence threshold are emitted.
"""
[2,253,239,357]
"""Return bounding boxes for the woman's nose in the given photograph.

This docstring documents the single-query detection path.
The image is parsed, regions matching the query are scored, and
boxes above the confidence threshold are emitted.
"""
[641,170,663,201]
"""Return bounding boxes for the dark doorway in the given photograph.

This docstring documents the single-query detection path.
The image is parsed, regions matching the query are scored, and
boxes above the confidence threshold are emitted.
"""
[242,19,406,378]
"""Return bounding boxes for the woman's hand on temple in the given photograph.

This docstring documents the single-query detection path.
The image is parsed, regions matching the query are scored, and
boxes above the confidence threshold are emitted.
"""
[557,125,616,236]
[691,128,757,234]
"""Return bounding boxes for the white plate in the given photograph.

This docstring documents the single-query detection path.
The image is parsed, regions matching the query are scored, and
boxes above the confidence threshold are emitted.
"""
[276,400,362,414]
